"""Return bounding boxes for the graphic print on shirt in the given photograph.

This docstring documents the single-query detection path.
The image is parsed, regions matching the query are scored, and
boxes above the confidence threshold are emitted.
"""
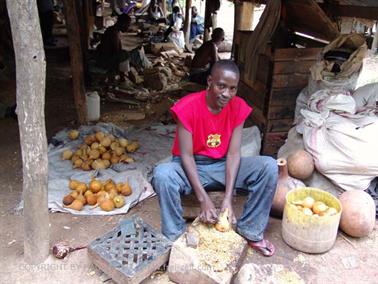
[206,134,221,148]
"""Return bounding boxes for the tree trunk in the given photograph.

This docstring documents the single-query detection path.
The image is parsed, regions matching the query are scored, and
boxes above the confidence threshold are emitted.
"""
[63,0,88,124]
[6,0,49,264]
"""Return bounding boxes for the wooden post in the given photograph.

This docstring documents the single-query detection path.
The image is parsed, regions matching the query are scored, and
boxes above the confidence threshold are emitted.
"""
[63,0,88,124]
[371,22,378,54]
[183,0,192,45]
[6,0,49,264]
[232,1,240,60]
[161,0,167,15]
[78,0,91,86]
[238,2,254,31]
[204,0,211,41]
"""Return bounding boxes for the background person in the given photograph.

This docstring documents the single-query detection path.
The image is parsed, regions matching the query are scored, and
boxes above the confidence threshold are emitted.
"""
[95,14,132,75]
[189,27,224,85]
[190,6,204,41]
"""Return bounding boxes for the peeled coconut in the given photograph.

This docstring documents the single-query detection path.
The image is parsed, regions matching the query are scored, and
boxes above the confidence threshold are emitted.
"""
[62,150,73,160]
[287,150,314,180]
[339,190,375,238]
[68,130,79,140]
[214,208,231,232]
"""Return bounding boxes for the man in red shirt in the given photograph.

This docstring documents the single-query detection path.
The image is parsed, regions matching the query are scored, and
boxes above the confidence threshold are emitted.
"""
[152,60,277,256]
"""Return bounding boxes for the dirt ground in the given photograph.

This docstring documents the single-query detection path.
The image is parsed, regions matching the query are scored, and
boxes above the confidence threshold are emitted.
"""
[0,57,377,284]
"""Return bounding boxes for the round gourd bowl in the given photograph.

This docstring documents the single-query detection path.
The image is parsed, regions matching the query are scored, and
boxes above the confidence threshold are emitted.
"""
[282,187,342,253]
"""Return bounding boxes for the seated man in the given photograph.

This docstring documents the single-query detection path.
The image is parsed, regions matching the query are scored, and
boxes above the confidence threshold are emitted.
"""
[148,0,166,23]
[190,6,204,41]
[166,6,185,49]
[152,60,278,257]
[189,27,224,86]
[95,14,131,75]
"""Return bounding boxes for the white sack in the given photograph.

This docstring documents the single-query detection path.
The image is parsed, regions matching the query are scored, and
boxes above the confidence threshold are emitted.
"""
[295,34,367,124]
[300,90,378,191]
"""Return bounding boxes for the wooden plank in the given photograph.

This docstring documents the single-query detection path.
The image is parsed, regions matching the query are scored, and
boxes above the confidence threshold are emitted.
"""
[250,106,267,132]
[319,4,378,20]
[238,79,267,110]
[272,73,309,89]
[262,132,288,157]
[269,87,303,106]
[237,88,267,131]
[267,104,296,119]
[273,60,315,75]
[256,54,271,85]
[285,0,339,41]
[266,118,294,132]
[274,48,322,62]
[293,34,328,49]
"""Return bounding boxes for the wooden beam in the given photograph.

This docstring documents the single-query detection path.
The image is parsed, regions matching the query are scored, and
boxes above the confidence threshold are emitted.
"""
[6,0,49,264]
[320,4,378,20]
[285,0,339,41]
[63,0,88,124]
[183,0,192,45]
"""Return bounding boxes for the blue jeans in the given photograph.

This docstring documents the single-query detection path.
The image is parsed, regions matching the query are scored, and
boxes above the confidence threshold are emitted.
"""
[152,155,278,241]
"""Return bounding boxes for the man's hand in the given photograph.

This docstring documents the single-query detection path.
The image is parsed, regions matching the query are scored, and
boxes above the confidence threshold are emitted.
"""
[199,196,218,224]
[221,197,237,224]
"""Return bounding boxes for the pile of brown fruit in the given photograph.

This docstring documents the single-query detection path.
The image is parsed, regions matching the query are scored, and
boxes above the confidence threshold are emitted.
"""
[291,196,338,217]
[62,130,140,171]
[62,178,133,212]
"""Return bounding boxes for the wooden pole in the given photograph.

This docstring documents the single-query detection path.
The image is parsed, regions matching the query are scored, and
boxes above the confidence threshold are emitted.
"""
[232,1,240,60]
[204,0,211,41]
[183,0,192,45]
[161,0,167,15]
[78,0,90,86]
[6,0,49,264]
[63,0,88,124]
[371,22,378,54]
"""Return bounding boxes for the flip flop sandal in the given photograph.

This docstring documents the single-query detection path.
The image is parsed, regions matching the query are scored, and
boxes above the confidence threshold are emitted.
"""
[248,239,275,257]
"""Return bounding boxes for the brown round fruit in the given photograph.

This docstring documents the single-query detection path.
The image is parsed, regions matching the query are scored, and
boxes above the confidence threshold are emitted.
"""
[339,190,375,238]
[287,150,314,180]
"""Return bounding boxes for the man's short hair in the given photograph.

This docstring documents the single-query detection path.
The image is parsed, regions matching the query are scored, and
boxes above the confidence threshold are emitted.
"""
[211,60,240,77]
[173,6,180,14]
[211,27,225,42]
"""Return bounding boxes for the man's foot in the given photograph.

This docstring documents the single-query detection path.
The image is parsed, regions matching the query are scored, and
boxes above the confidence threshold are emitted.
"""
[248,239,275,257]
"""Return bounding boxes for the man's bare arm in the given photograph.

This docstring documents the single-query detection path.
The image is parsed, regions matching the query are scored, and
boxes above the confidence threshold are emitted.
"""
[222,123,244,223]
